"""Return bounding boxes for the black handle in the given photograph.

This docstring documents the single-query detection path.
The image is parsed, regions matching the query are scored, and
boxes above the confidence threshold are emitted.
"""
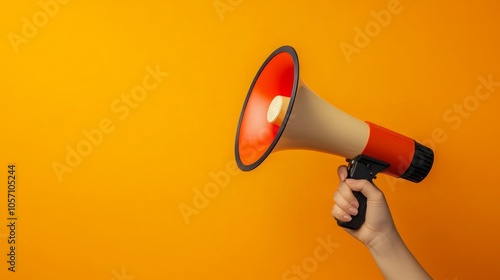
[337,155,390,230]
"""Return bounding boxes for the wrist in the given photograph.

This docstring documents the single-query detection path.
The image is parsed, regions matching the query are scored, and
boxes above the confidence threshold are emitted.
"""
[365,227,402,254]
[365,228,432,280]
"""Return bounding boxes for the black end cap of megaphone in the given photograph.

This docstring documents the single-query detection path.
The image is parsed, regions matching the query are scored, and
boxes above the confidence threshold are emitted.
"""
[400,141,434,183]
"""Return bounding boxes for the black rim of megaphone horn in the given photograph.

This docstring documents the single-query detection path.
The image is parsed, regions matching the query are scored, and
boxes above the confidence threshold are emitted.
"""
[235,45,300,171]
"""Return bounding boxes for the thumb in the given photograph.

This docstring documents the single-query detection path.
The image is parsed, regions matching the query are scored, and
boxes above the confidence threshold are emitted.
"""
[344,178,383,200]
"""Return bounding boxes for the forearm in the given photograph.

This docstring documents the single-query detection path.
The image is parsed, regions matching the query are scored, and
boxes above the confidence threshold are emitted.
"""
[368,231,431,280]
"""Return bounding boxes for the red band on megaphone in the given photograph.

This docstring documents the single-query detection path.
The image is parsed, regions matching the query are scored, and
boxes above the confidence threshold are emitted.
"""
[361,122,415,177]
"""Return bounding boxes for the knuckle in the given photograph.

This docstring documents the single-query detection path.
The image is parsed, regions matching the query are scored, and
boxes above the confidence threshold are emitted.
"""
[372,191,385,201]
[333,191,341,201]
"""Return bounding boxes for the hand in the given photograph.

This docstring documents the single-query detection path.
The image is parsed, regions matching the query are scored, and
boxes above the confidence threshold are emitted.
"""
[332,165,397,249]
[332,165,432,279]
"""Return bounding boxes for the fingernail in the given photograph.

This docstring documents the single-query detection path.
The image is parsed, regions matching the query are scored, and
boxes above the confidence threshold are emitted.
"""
[343,215,352,221]
[351,201,359,208]
[345,178,355,184]
[340,172,346,181]
[348,207,358,215]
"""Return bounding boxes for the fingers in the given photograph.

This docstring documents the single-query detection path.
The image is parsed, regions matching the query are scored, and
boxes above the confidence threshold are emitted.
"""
[333,188,358,216]
[336,164,383,200]
[337,165,348,181]
[333,166,382,223]
[333,181,360,222]
[332,204,352,222]
[344,178,384,201]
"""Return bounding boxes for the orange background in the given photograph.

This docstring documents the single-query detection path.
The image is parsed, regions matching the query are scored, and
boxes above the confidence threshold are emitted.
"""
[1,0,499,279]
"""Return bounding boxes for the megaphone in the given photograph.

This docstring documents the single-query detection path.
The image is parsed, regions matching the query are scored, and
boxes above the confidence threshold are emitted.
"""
[234,46,434,229]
